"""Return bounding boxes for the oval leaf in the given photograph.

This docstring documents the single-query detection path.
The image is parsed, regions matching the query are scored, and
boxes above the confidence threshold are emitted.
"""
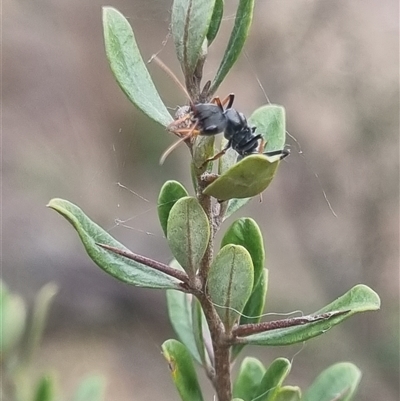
[218,145,238,176]
[223,105,287,216]
[240,285,380,346]
[248,105,286,151]
[207,244,254,330]
[221,218,265,286]
[167,197,210,277]
[209,0,255,95]
[167,290,203,364]
[254,358,291,401]
[172,0,216,75]
[191,297,209,366]
[303,362,361,401]
[231,269,268,360]
[193,135,215,170]
[233,357,266,401]
[158,181,189,237]
[221,218,267,354]
[239,269,268,326]
[207,0,224,45]
[103,7,172,127]
[275,386,301,401]
[224,197,252,221]
[203,154,282,200]
[162,339,204,401]
[48,198,180,289]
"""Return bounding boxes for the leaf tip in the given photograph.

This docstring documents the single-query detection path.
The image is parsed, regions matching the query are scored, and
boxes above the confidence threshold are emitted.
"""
[47,198,61,209]
[353,284,381,309]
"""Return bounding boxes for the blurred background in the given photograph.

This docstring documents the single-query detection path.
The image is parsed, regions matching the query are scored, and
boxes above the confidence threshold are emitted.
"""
[3,0,399,400]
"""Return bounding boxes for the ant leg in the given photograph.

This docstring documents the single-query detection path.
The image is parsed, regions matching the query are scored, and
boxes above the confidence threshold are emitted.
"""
[201,139,232,167]
[259,138,290,160]
[263,149,290,160]
[258,138,266,153]
[210,96,224,111]
[221,93,235,109]
[263,148,291,160]
[211,94,235,109]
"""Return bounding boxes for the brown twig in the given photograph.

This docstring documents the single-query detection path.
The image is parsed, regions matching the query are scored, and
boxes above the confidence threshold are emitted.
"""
[96,243,190,286]
[231,310,351,338]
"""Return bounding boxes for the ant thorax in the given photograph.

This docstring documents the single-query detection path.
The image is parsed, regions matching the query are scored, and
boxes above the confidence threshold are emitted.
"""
[224,109,250,138]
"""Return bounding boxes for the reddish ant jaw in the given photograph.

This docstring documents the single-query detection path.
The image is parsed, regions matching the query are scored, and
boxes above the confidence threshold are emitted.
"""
[160,121,201,165]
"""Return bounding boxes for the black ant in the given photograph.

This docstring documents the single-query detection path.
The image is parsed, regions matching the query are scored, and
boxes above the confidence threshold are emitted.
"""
[153,57,289,164]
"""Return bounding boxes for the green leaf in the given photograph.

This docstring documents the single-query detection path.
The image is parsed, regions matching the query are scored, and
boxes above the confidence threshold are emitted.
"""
[191,297,208,366]
[73,376,106,401]
[167,197,210,277]
[218,145,238,176]
[162,339,204,401]
[34,375,56,401]
[221,219,267,357]
[240,285,380,346]
[231,268,268,360]
[224,197,252,220]
[192,135,215,170]
[303,362,361,401]
[209,0,255,94]
[207,0,224,45]
[0,290,26,356]
[171,0,216,75]
[248,105,287,151]
[223,105,287,217]
[240,268,268,325]
[275,386,301,401]
[203,154,283,201]
[166,290,203,364]
[233,357,266,401]
[208,244,254,330]
[158,181,189,237]
[221,218,265,286]
[48,198,180,289]
[103,7,172,127]
[254,358,291,401]
[24,283,58,363]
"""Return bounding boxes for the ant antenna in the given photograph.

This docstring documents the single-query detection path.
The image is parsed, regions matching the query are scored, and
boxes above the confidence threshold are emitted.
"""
[159,131,192,165]
[148,54,193,105]
[149,55,198,164]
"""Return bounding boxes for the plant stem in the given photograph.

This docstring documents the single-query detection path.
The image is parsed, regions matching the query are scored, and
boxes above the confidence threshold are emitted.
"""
[196,176,232,401]
[198,293,232,401]
[231,310,351,340]
[95,243,191,288]
[186,52,232,401]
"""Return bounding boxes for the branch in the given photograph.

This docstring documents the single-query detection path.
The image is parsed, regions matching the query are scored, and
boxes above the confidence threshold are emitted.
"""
[231,310,350,338]
[96,243,190,287]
